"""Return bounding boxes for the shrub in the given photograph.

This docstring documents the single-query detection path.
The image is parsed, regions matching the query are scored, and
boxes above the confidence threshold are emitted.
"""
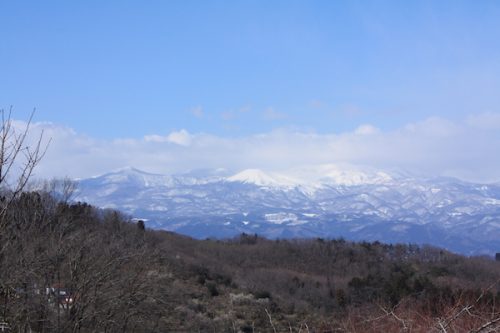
[253,290,271,299]
[206,282,219,296]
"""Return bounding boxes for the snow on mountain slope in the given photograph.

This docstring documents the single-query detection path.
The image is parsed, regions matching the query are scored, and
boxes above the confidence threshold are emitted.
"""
[285,164,394,186]
[75,166,500,255]
[227,169,299,187]
[91,167,175,187]
[225,165,395,194]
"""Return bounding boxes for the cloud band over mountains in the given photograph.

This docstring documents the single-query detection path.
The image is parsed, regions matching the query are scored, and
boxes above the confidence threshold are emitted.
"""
[18,112,500,183]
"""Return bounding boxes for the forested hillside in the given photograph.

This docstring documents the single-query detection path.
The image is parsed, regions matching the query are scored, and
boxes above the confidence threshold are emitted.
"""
[0,191,499,332]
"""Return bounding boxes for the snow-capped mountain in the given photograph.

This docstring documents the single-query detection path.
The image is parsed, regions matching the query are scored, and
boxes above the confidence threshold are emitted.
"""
[75,166,500,255]
[227,169,299,188]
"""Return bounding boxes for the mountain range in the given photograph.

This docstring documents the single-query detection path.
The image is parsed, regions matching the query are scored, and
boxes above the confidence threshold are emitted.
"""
[75,165,500,255]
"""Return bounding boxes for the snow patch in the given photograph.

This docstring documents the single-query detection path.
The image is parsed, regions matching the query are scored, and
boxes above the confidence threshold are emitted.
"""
[228,169,298,187]
[391,224,410,232]
[264,212,298,224]
[484,198,500,205]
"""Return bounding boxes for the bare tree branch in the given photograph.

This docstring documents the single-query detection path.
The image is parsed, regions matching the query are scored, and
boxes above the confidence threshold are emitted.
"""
[0,108,50,227]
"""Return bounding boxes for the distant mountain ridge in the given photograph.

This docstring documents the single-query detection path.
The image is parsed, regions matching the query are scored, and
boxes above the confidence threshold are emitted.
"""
[75,166,500,255]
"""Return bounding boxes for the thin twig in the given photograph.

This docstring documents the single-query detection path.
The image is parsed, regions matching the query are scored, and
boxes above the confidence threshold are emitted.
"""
[265,308,277,333]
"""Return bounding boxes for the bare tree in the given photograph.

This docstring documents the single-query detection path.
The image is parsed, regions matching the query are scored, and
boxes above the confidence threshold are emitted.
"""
[30,177,77,203]
[0,108,50,330]
[0,107,50,225]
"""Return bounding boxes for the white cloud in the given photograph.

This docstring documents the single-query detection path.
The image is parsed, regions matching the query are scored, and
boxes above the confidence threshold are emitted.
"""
[143,134,168,143]
[354,124,379,135]
[144,129,192,146]
[14,112,500,183]
[402,117,460,137]
[166,130,192,146]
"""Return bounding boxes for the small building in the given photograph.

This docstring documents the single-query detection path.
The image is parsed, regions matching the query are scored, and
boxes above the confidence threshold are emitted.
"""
[46,284,75,309]
[0,320,10,332]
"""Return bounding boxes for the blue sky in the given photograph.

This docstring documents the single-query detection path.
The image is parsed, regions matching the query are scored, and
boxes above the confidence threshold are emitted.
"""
[3,1,500,137]
[2,1,500,181]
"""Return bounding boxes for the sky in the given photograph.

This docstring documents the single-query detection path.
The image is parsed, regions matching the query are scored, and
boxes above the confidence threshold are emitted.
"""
[2,1,500,182]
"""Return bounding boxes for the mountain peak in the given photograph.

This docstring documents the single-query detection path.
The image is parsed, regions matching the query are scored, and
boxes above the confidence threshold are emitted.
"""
[284,164,394,186]
[109,166,156,175]
[227,169,298,187]
[88,166,173,187]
